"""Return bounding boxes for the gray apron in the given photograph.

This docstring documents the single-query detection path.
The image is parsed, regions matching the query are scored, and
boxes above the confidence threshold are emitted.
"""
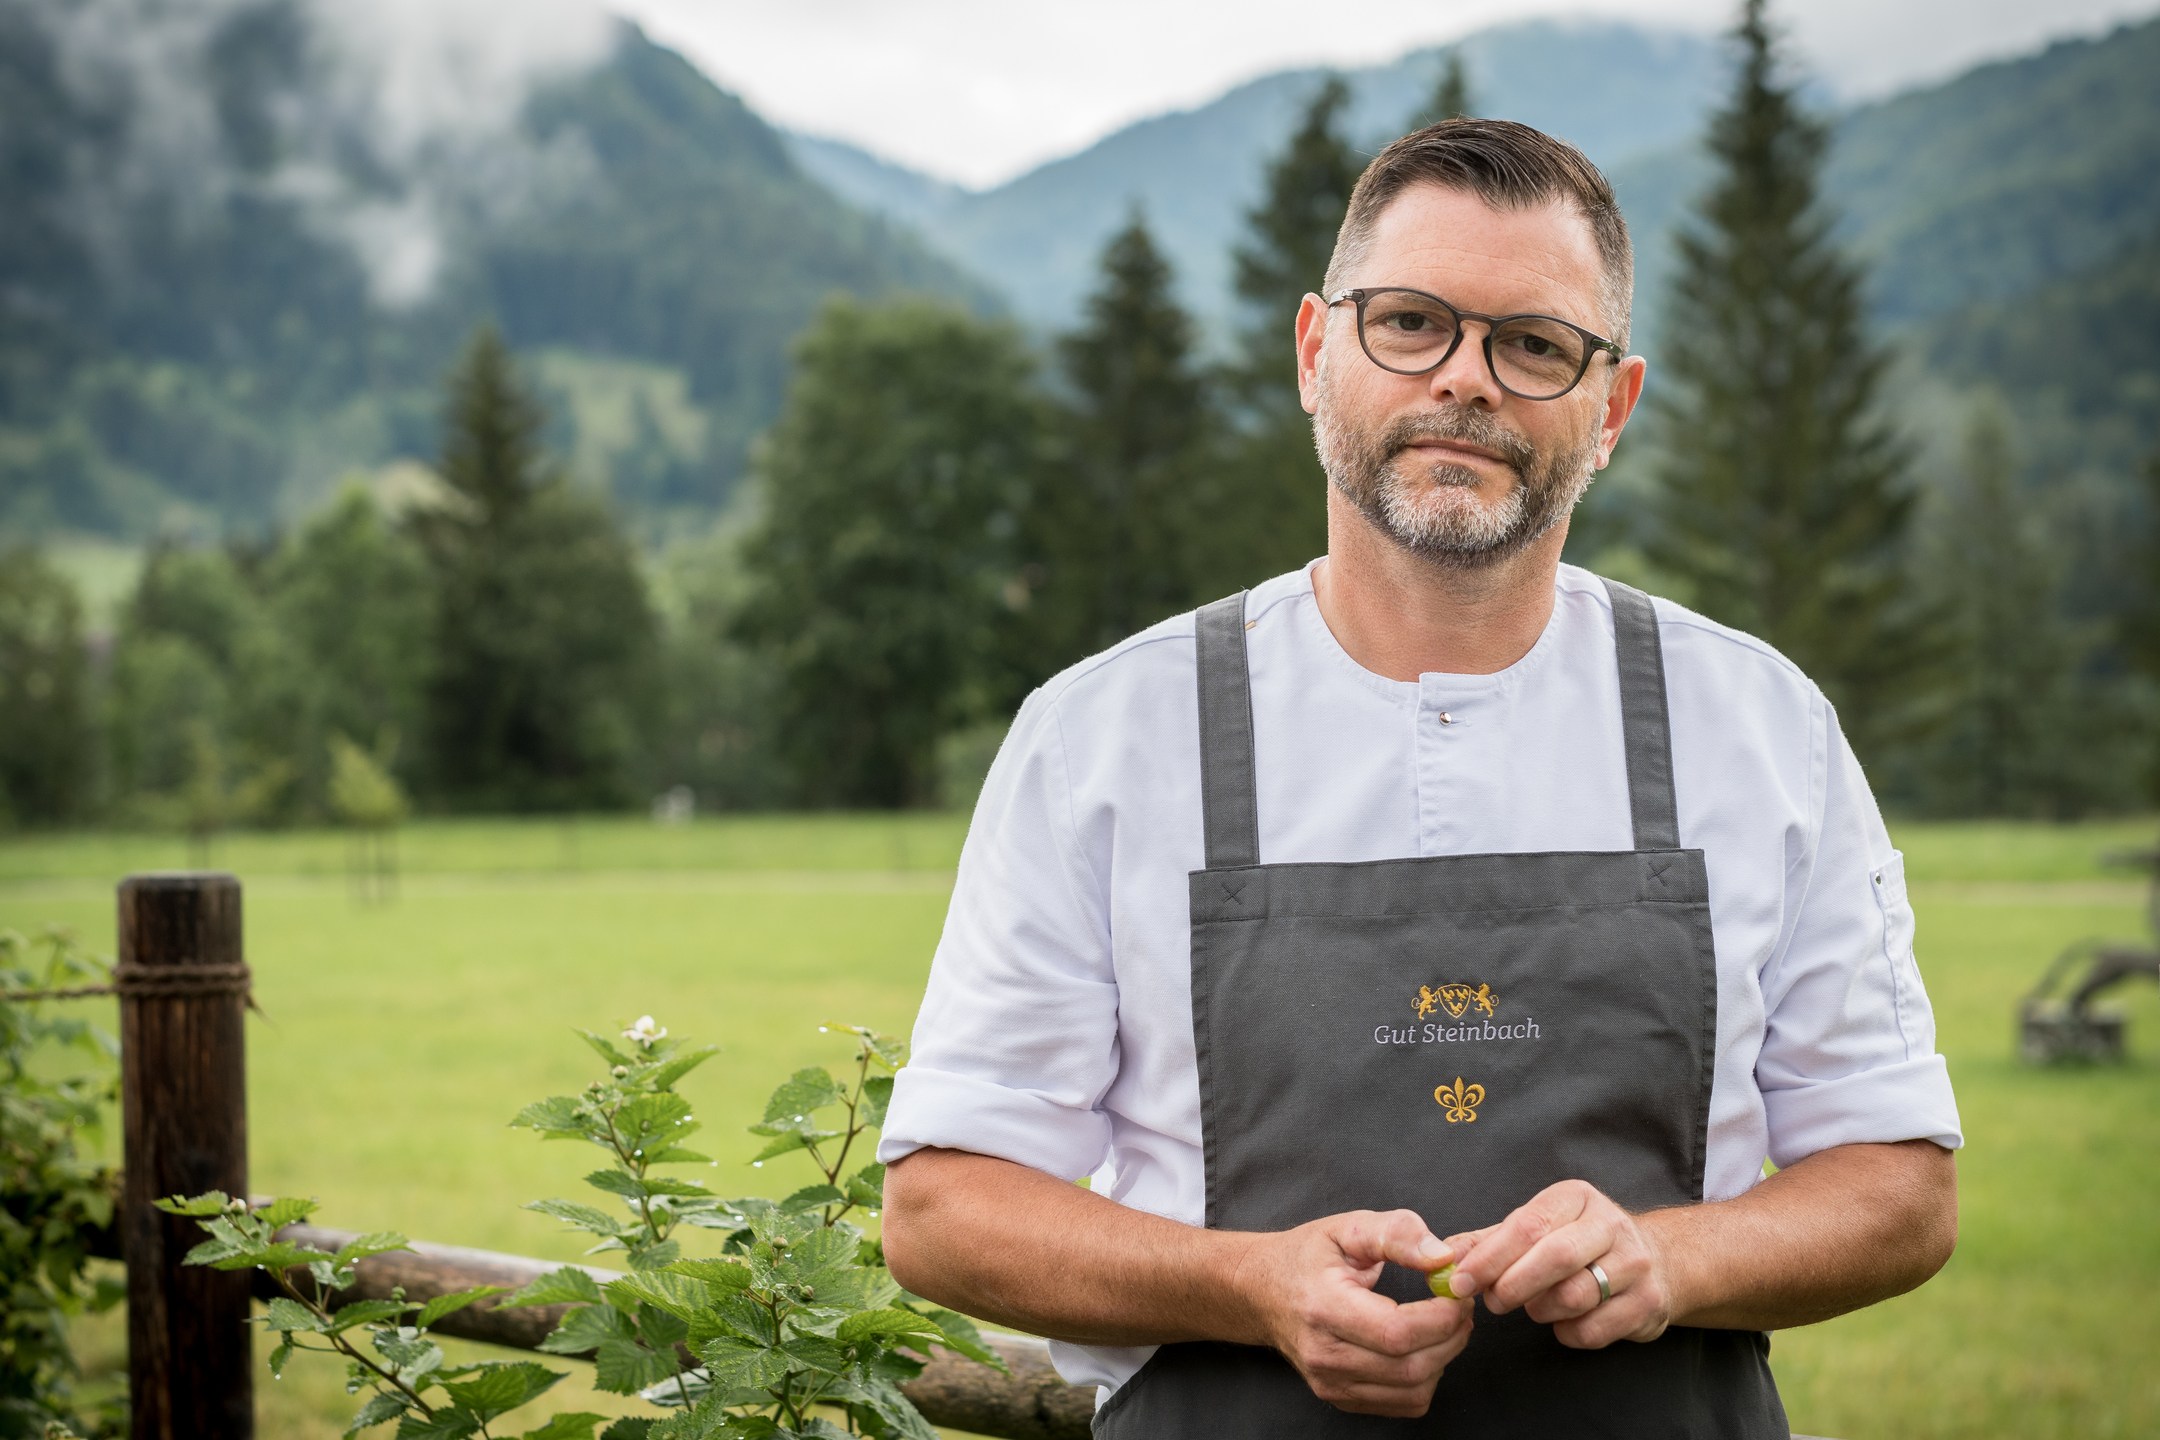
[1094,579,1788,1438]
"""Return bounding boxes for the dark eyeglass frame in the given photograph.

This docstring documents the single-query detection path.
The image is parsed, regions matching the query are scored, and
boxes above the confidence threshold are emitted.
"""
[1324,286,1624,401]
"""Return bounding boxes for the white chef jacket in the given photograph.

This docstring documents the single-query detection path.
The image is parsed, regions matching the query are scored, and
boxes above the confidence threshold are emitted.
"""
[879,560,1963,1396]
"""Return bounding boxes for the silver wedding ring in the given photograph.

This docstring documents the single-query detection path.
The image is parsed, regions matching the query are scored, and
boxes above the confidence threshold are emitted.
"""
[1587,1260,1612,1306]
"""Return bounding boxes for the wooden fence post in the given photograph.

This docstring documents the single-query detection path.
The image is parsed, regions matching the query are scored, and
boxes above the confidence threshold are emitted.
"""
[119,872,254,1440]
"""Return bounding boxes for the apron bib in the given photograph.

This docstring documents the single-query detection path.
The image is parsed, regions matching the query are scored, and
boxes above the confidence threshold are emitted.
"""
[1094,579,1788,1438]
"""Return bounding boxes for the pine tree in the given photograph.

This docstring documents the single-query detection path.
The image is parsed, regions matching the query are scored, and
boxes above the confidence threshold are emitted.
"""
[410,325,657,810]
[1412,50,1475,128]
[1646,0,1937,758]
[1025,212,1220,668]
[1220,76,1364,588]
[1915,405,2100,815]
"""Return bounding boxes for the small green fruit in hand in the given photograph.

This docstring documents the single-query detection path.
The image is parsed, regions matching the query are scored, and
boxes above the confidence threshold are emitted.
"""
[1427,1263,1458,1298]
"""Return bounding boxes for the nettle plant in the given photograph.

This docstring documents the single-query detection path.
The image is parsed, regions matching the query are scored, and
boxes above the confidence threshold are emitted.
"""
[164,1019,999,1440]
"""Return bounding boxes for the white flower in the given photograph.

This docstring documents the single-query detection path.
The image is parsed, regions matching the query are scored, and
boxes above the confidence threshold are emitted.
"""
[623,1015,668,1047]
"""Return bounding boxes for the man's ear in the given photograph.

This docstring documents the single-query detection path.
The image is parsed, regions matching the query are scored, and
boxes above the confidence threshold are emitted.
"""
[1295,293,1331,415]
[1594,355,1648,470]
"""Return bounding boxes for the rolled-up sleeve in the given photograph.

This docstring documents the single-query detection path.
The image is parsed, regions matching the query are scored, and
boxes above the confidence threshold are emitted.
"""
[878,688,1120,1181]
[1756,698,1964,1168]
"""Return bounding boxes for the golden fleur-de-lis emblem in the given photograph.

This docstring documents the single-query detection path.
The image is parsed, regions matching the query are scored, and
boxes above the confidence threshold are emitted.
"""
[1434,1076,1485,1123]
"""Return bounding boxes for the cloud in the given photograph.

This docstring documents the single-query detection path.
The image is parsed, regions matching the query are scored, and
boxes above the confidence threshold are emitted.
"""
[29,0,615,306]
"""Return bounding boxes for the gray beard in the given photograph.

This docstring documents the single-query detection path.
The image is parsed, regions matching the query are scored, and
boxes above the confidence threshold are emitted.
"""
[1313,379,1599,568]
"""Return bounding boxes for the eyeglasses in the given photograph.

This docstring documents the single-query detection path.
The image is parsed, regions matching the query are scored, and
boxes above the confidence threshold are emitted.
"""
[1324,287,1622,401]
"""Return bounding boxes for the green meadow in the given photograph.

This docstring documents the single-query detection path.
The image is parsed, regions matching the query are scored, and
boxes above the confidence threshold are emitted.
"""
[5,813,2156,1439]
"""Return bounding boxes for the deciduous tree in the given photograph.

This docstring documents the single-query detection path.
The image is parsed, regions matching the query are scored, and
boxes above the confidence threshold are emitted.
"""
[736,298,1043,808]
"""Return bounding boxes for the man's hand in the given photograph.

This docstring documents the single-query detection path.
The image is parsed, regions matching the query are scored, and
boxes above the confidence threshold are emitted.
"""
[1445,1181,1672,1350]
[1235,1209,1473,1417]
[1442,1141,1957,1346]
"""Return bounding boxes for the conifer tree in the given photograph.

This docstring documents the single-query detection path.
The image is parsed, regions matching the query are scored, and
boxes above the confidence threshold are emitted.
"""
[1914,406,2098,814]
[1646,0,1936,757]
[1025,212,1219,668]
[1413,51,1475,128]
[410,325,657,810]
[1221,76,1364,587]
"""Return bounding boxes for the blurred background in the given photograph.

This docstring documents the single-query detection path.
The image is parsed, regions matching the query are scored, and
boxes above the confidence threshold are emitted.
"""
[1,0,2156,1435]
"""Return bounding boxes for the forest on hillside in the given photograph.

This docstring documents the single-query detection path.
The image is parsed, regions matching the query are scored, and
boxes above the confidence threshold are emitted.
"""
[0,0,2155,831]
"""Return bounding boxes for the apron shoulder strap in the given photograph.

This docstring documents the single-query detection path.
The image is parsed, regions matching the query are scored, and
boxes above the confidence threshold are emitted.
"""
[1194,592,1261,869]
[1601,577,1683,851]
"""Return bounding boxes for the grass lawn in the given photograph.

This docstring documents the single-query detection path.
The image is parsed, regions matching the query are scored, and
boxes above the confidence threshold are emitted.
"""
[5,812,2157,1438]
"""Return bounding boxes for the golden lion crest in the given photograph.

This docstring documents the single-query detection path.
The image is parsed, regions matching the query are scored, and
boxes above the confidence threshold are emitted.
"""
[1415,982,1499,1020]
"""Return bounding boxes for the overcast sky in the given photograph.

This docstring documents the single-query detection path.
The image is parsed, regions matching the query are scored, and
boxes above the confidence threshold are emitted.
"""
[610,0,2160,188]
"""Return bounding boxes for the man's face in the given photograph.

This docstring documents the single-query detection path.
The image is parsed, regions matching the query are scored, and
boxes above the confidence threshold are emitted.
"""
[1296,184,1644,568]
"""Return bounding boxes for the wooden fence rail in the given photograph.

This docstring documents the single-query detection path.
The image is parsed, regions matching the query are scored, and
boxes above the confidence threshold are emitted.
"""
[108,871,1094,1440]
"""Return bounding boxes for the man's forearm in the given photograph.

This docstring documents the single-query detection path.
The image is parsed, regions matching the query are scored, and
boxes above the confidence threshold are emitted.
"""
[1648,1139,1957,1331]
[883,1147,1270,1347]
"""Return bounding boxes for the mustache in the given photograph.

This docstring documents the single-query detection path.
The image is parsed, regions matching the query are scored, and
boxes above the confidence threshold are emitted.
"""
[1379,406,1536,473]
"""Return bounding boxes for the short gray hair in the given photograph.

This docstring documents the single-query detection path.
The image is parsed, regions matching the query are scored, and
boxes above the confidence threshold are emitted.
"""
[1324,118,1633,349]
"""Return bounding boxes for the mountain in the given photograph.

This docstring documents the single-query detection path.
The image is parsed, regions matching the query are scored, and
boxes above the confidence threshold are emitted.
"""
[788,20,1728,330]
[1614,14,2160,349]
[0,5,986,539]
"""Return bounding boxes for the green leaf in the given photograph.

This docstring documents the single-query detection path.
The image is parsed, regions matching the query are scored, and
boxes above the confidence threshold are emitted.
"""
[761,1067,845,1124]
[836,1308,945,1344]
[395,1411,481,1440]
[781,1223,859,1282]
[604,1270,706,1320]
[156,1191,235,1217]
[695,1338,790,1391]
[375,1327,444,1379]
[745,1130,814,1163]
[776,1184,845,1214]
[200,1240,329,1273]
[500,1266,606,1308]
[843,1163,885,1209]
[255,1195,320,1229]
[578,1030,636,1067]
[415,1285,508,1328]
[859,1075,894,1129]
[666,1257,752,1293]
[585,1169,712,1201]
[639,1147,712,1165]
[537,1300,635,1356]
[512,1096,590,1136]
[626,1237,683,1271]
[594,1337,681,1395]
[262,1296,327,1333]
[831,1024,908,1070]
[326,1299,417,1334]
[599,1420,657,1440]
[643,1044,720,1091]
[333,1231,412,1267]
[919,1307,1006,1371]
[526,1198,630,1237]
[346,1392,410,1433]
[268,1337,295,1377]
[517,1416,608,1440]
[438,1360,564,1421]
[779,1333,849,1376]
[636,1302,690,1350]
[615,1093,693,1147]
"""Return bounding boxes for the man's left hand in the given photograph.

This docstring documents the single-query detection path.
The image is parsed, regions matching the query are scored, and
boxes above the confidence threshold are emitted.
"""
[1443,1180,1674,1350]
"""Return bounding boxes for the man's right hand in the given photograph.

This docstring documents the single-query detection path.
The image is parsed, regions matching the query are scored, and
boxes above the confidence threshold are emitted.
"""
[1232,1208,1473,1417]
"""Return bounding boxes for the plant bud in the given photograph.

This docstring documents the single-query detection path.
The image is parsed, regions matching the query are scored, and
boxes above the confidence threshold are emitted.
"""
[1426,1263,1458,1298]
[612,1065,628,1078]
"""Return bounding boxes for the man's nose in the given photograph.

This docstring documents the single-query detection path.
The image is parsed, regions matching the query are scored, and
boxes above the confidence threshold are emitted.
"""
[1424,326,1504,410]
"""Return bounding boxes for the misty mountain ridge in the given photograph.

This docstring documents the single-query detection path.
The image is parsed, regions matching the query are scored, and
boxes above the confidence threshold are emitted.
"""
[786,19,1730,329]
[0,0,982,539]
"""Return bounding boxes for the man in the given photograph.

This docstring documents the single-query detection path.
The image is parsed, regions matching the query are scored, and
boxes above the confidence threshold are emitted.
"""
[879,119,1960,1436]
